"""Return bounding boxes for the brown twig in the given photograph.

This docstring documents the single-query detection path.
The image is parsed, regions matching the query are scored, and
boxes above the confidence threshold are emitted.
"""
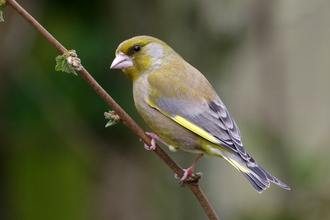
[6,1,219,219]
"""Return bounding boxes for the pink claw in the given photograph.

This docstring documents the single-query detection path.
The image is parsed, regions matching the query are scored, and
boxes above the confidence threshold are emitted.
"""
[175,154,203,186]
[142,137,156,151]
[178,168,194,186]
[140,132,169,151]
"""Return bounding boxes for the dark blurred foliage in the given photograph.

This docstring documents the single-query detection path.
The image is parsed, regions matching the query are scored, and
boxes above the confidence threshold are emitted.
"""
[1,0,330,220]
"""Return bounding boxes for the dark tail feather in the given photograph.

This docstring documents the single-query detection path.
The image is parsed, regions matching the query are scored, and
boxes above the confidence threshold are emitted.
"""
[241,171,265,193]
[257,166,291,191]
[244,163,290,193]
[225,157,290,193]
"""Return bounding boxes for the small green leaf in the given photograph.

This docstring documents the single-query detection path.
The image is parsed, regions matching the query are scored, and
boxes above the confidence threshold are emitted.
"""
[104,111,122,127]
[55,50,82,75]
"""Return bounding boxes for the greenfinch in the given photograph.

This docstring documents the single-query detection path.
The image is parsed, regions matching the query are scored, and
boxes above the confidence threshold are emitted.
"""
[110,36,290,193]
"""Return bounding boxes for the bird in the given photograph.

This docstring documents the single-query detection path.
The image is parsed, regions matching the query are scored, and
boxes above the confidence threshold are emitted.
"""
[110,35,290,193]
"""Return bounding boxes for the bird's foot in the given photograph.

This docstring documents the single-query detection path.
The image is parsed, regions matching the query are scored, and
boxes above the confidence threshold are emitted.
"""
[141,136,156,151]
[140,132,169,151]
[175,170,203,186]
[174,154,204,186]
[175,167,194,186]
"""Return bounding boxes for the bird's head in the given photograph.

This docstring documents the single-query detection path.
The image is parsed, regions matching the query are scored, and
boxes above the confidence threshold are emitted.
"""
[110,36,173,82]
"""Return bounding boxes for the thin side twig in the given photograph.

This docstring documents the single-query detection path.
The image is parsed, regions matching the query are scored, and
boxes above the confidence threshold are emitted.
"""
[6,1,219,219]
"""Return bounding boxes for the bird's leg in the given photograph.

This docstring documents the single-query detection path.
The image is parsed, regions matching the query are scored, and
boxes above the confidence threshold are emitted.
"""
[140,132,170,151]
[176,153,203,186]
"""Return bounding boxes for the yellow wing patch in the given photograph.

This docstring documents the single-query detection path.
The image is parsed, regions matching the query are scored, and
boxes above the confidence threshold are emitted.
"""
[174,115,220,144]
[147,99,221,145]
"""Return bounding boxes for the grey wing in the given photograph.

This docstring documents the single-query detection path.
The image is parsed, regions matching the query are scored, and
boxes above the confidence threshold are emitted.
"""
[153,96,253,162]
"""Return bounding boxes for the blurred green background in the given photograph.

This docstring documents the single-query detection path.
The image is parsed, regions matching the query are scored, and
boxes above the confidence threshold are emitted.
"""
[1,0,330,219]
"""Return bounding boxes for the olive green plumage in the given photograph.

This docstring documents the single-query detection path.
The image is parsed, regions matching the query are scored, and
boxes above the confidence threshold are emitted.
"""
[111,35,290,193]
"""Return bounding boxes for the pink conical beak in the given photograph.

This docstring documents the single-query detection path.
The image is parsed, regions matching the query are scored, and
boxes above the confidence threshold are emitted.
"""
[110,53,133,69]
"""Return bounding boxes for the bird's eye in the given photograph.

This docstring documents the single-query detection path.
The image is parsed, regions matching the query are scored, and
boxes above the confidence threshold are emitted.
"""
[133,45,141,52]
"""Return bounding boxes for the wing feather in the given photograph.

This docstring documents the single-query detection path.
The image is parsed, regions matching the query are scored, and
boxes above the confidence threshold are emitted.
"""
[147,88,251,161]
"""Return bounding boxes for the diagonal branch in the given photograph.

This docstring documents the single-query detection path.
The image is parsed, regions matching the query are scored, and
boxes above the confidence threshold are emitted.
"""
[6,0,219,219]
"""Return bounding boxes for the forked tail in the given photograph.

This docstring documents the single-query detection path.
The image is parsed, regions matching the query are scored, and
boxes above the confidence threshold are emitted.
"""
[224,156,290,193]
